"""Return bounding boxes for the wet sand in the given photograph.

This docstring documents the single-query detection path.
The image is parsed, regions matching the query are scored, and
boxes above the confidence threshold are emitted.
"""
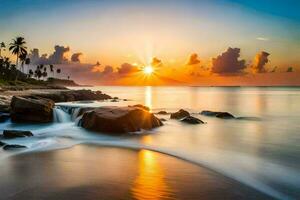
[0,145,273,200]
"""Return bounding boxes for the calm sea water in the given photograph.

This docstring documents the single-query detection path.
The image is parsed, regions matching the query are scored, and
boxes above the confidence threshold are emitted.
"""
[1,86,300,199]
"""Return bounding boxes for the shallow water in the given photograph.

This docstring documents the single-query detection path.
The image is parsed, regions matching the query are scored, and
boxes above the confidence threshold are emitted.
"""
[1,86,300,200]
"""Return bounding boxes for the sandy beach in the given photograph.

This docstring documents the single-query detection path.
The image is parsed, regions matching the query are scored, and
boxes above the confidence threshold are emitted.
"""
[0,145,273,200]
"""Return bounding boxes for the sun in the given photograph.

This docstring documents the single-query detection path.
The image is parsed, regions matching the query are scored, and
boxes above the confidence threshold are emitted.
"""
[143,66,154,75]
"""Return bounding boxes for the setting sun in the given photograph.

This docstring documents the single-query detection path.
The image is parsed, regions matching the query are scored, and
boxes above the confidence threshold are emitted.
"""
[143,66,154,75]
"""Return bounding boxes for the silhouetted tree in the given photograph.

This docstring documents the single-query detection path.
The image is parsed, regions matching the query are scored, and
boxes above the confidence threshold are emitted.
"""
[9,37,27,81]
[49,64,54,77]
[28,69,34,78]
[0,42,5,58]
[56,68,61,78]
[19,53,30,73]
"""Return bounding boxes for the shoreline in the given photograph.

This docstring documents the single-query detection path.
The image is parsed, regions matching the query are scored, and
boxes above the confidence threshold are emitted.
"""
[0,144,273,200]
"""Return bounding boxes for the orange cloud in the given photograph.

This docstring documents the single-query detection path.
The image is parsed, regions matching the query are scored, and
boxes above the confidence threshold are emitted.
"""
[187,53,200,65]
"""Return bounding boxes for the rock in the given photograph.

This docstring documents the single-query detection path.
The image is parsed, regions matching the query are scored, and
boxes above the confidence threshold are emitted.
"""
[200,110,235,119]
[160,118,167,122]
[157,111,168,115]
[0,113,10,122]
[10,96,54,123]
[111,99,118,102]
[3,144,27,151]
[236,117,261,121]
[170,109,190,119]
[28,90,112,103]
[3,130,33,139]
[216,112,235,119]
[0,141,7,146]
[81,106,163,133]
[180,116,204,124]
[130,104,150,111]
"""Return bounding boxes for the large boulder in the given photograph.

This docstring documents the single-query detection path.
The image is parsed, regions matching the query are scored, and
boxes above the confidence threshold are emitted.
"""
[200,110,235,119]
[81,106,163,133]
[10,96,54,123]
[170,109,190,119]
[181,116,205,124]
[3,130,33,139]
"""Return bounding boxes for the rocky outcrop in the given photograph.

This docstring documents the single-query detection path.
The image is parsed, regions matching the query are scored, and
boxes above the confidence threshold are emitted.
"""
[170,109,190,119]
[200,110,235,119]
[0,141,6,146]
[181,116,205,124]
[10,96,54,123]
[81,106,163,133]
[3,144,27,151]
[3,130,33,139]
[30,90,111,103]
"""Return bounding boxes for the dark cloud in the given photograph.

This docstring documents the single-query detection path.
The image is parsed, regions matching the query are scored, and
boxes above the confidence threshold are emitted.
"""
[151,57,162,67]
[71,53,82,63]
[117,63,139,74]
[102,65,114,75]
[286,67,293,72]
[29,45,70,65]
[187,53,201,65]
[211,47,246,74]
[252,51,270,73]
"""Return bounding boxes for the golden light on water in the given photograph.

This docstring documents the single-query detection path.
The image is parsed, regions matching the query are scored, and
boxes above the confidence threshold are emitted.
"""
[131,150,173,200]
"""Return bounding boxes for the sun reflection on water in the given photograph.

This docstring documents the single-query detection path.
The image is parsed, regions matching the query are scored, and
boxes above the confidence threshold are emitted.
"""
[131,150,174,200]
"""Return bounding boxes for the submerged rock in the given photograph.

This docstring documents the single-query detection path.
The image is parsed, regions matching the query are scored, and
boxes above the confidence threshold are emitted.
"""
[3,144,27,151]
[10,96,54,123]
[236,117,261,121]
[181,116,205,124]
[200,110,235,119]
[3,130,33,139]
[81,106,163,133]
[0,113,10,122]
[157,111,168,115]
[170,109,190,119]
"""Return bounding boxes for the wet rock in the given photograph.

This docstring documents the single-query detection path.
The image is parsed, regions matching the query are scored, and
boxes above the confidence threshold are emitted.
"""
[0,113,10,122]
[181,116,205,124]
[111,99,118,102]
[3,130,33,139]
[160,118,167,122]
[3,144,27,151]
[130,104,150,111]
[0,141,7,146]
[216,112,235,119]
[157,111,168,115]
[236,117,261,121]
[170,109,190,119]
[200,110,235,119]
[10,96,54,123]
[28,90,112,103]
[81,106,163,133]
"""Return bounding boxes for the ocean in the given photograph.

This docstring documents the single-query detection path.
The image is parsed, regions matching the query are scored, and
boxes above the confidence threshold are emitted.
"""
[1,86,300,199]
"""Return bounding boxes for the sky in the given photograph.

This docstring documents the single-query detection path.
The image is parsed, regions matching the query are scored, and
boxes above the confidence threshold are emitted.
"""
[0,0,300,85]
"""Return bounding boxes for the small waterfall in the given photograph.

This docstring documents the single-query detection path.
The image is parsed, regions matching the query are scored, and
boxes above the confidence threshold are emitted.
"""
[53,106,72,123]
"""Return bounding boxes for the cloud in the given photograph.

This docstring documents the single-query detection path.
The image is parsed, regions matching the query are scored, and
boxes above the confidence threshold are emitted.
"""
[117,63,139,74]
[151,57,162,67]
[187,53,201,65]
[256,37,269,41]
[211,47,246,74]
[102,65,114,75]
[48,45,70,64]
[286,67,293,72]
[252,51,270,73]
[71,53,82,63]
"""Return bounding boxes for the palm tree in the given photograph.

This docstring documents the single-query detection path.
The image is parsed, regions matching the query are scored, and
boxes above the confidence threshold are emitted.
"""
[19,53,30,74]
[49,64,54,77]
[9,37,27,81]
[0,42,5,58]
[56,68,61,78]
